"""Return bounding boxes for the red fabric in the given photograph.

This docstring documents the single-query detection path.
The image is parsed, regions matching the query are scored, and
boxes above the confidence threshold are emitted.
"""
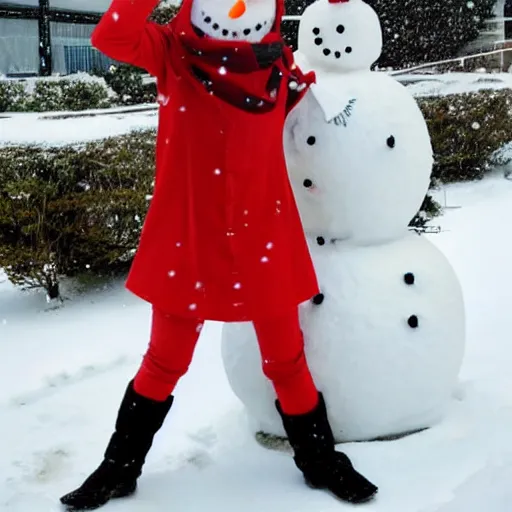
[253,308,319,415]
[134,307,319,415]
[134,310,203,401]
[92,0,319,321]
[173,2,284,113]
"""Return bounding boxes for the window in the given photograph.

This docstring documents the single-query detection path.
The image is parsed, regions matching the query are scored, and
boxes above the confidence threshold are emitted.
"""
[0,18,39,75]
[51,22,111,75]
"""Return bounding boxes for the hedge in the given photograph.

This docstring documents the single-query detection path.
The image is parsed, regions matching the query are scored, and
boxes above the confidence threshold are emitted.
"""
[0,132,155,298]
[0,77,113,113]
[418,88,512,183]
[0,89,510,298]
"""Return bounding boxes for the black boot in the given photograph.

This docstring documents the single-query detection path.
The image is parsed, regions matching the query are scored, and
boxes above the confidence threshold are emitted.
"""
[60,380,174,511]
[276,393,378,504]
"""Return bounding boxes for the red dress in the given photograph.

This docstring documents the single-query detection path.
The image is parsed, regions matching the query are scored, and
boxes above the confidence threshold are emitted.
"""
[92,0,319,321]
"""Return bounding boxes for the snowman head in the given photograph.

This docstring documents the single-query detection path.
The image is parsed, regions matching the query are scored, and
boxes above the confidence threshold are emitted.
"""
[190,0,277,42]
[298,0,382,72]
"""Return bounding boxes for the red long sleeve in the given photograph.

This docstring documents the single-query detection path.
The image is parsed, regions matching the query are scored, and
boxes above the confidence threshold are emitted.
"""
[91,0,170,77]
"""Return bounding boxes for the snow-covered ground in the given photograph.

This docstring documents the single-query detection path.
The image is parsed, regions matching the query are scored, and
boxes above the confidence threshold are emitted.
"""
[2,172,512,511]
[396,71,512,97]
[0,109,157,147]
[2,71,511,148]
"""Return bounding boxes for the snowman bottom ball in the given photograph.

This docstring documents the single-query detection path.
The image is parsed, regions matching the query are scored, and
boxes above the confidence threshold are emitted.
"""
[221,233,465,442]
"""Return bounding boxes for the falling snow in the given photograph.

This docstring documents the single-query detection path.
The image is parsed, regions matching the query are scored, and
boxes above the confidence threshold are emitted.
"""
[157,94,170,107]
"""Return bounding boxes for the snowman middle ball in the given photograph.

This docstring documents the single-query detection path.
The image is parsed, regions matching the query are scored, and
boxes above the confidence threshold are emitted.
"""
[283,72,434,244]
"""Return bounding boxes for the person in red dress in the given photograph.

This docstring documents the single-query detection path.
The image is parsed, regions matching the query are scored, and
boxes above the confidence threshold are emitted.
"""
[60,0,377,509]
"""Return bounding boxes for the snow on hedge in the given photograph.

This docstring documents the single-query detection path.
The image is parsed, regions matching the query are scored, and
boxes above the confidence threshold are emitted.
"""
[1,71,512,147]
[0,108,157,147]
[398,71,512,97]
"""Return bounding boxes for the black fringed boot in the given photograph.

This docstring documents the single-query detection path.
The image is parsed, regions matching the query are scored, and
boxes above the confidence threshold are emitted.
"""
[276,393,378,504]
[60,380,174,511]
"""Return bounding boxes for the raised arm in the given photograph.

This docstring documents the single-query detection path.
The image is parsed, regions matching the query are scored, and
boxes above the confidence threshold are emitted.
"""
[91,0,171,78]
[282,46,316,114]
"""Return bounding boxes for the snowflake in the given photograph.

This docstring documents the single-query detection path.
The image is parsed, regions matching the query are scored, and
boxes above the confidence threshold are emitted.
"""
[157,93,170,107]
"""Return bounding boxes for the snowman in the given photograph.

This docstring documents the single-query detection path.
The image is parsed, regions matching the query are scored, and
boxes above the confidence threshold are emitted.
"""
[221,0,466,442]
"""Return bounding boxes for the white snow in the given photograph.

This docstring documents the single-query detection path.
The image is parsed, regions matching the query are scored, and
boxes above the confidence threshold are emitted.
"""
[1,72,116,96]
[397,71,512,98]
[0,109,157,147]
[284,72,433,243]
[2,174,512,511]
[223,232,465,442]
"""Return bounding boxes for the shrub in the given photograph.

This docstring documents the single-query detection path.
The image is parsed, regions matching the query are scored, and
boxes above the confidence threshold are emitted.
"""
[0,78,112,113]
[1,88,510,297]
[418,88,512,183]
[28,79,112,112]
[0,82,29,112]
[284,0,496,67]
[93,64,156,105]
[0,131,156,298]
[409,194,442,231]
[149,3,180,24]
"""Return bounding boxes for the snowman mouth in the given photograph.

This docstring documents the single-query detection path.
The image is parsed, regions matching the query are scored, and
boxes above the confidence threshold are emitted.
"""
[312,27,352,59]
[196,10,271,40]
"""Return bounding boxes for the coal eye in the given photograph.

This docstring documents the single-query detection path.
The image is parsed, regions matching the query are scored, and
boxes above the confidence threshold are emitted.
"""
[336,24,345,34]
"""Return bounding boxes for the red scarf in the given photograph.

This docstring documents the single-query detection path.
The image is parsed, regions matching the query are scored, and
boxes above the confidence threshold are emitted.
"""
[168,0,314,112]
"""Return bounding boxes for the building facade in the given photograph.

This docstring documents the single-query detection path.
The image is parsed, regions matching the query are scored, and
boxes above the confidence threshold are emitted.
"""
[0,0,110,76]
[1,0,511,77]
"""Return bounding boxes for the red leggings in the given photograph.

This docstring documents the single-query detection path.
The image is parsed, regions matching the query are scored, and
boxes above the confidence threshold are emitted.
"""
[133,307,319,415]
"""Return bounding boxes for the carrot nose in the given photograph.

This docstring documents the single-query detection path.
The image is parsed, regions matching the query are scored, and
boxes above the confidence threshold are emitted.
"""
[229,0,246,19]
